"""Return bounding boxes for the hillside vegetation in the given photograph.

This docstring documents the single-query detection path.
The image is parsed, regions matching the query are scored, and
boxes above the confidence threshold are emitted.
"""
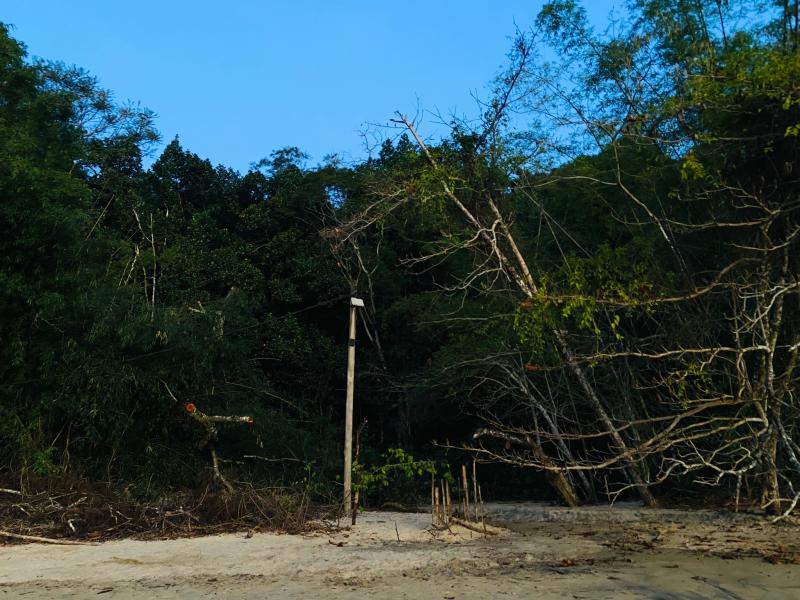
[2,1,800,530]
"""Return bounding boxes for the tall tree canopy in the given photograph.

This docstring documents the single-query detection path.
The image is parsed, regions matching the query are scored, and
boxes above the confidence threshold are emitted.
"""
[2,1,800,517]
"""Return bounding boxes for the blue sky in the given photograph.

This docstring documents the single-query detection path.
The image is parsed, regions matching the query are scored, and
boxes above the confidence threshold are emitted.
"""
[4,1,620,172]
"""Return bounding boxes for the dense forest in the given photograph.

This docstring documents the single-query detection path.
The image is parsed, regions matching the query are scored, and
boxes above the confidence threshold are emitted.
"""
[2,0,800,527]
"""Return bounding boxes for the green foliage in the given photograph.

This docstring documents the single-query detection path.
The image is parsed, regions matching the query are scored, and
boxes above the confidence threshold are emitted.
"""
[514,242,660,360]
[352,447,445,506]
[353,447,438,490]
[0,25,348,492]
[3,0,800,508]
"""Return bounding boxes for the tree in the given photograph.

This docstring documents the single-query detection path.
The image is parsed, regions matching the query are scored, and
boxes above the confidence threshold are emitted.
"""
[457,0,800,514]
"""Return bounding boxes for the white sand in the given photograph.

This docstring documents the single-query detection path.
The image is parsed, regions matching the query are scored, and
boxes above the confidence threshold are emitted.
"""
[1,504,799,599]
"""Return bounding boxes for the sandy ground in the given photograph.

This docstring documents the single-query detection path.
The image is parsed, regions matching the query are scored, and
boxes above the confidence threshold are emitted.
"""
[1,502,799,599]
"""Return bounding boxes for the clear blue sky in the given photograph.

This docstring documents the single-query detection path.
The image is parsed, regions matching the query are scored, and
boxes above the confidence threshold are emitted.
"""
[4,1,620,172]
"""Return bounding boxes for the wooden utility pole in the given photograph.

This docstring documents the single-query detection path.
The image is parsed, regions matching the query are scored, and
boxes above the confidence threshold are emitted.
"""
[343,297,364,518]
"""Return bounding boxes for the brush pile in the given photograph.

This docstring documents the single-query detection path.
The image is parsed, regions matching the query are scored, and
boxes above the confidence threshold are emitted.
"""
[0,479,317,544]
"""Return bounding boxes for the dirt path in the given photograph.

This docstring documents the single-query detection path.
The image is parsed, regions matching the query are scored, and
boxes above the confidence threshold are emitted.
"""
[1,503,799,599]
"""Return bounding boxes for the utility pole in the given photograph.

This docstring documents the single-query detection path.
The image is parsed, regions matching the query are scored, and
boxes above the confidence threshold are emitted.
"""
[344,297,364,518]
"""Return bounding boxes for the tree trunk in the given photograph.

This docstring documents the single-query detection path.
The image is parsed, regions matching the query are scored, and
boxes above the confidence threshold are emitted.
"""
[529,442,580,507]
[762,421,782,515]
[555,333,658,507]
[473,428,579,506]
